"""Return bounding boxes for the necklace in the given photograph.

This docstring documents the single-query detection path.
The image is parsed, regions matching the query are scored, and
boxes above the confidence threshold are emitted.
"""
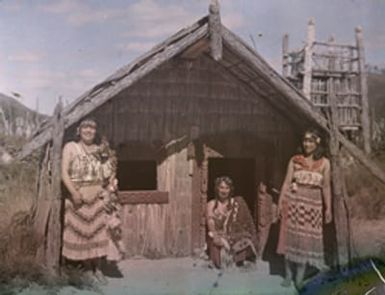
[78,142,99,178]
[80,141,96,154]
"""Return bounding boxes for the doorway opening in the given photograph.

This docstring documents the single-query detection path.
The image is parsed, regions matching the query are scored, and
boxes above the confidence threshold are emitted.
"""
[207,158,256,217]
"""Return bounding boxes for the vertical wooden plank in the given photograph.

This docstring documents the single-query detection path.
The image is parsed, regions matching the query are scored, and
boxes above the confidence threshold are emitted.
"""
[168,152,177,255]
[46,101,64,274]
[355,26,371,154]
[121,205,133,257]
[158,155,173,256]
[191,158,202,254]
[34,144,52,265]
[165,147,192,257]
[190,141,204,254]
[282,33,289,77]
[181,148,192,255]
[139,204,146,256]
[303,18,315,100]
[200,145,209,251]
[328,78,350,267]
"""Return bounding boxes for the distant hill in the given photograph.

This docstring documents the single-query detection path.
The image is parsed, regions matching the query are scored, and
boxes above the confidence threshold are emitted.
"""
[0,93,47,138]
[0,93,48,163]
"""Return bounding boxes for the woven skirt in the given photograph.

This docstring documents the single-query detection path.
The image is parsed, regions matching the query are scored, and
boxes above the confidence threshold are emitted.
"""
[62,185,109,261]
[277,186,325,268]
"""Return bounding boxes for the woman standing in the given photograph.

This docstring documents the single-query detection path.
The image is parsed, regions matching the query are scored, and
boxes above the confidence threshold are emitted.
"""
[61,119,114,283]
[277,128,332,289]
[206,176,258,269]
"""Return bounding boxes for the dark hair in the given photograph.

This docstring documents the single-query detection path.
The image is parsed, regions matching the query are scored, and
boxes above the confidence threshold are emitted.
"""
[74,117,101,144]
[214,176,235,210]
[298,128,325,160]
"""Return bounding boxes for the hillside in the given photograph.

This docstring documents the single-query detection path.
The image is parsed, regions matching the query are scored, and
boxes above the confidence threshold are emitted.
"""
[0,93,47,139]
[0,93,47,162]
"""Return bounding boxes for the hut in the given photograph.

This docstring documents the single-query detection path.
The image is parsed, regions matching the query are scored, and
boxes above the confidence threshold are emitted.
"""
[18,1,385,274]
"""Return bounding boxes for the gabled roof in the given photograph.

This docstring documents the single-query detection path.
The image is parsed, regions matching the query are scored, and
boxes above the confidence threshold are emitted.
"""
[19,16,209,159]
[16,14,385,184]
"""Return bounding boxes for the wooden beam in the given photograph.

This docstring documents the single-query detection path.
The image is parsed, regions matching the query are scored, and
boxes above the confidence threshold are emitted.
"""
[46,101,64,275]
[303,18,315,100]
[282,33,289,77]
[118,191,169,205]
[355,26,371,154]
[181,38,209,59]
[208,0,222,61]
[221,26,385,185]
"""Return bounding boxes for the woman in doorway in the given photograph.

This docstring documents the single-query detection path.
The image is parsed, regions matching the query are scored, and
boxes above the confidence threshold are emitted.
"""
[61,118,115,284]
[277,128,332,289]
[206,176,258,269]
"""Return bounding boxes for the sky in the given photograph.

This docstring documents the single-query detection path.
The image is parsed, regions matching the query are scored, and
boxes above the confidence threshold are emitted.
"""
[1,0,384,114]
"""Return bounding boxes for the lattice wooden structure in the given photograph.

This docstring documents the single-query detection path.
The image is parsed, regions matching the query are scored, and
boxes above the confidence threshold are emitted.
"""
[282,18,371,153]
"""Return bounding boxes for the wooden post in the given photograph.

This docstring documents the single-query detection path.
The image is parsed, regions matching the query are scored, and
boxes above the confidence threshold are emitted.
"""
[282,33,289,77]
[327,35,339,125]
[189,126,203,254]
[200,146,209,251]
[46,101,64,275]
[355,26,371,154]
[328,35,336,72]
[34,144,52,265]
[328,78,350,267]
[303,18,315,100]
[209,0,222,61]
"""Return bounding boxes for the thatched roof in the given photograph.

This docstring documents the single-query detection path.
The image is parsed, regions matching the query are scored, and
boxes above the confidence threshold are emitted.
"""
[16,13,385,184]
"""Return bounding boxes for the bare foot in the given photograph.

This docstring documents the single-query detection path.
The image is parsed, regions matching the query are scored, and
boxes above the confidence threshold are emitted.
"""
[281,277,292,287]
[94,269,108,285]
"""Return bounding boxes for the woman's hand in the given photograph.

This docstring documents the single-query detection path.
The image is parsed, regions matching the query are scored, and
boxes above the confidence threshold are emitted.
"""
[325,207,332,224]
[108,178,119,192]
[211,233,224,247]
[72,191,83,208]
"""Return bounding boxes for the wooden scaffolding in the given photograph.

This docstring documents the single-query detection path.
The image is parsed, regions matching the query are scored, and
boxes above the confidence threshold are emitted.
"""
[282,18,371,154]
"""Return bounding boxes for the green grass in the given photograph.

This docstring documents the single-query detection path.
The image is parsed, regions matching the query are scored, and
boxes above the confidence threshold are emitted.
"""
[301,258,385,295]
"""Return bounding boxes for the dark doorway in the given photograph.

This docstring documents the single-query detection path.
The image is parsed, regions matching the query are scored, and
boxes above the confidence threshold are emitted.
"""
[207,158,256,217]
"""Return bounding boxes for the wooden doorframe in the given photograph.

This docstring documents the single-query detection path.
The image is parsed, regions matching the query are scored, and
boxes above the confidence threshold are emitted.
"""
[190,142,266,255]
[190,143,223,255]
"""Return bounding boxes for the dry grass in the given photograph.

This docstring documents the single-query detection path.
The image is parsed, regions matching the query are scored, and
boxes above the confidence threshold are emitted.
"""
[0,157,96,294]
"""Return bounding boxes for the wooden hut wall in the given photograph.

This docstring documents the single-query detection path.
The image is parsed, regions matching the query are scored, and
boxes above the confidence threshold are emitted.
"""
[63,54,299,257]
[119,148,191,257]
